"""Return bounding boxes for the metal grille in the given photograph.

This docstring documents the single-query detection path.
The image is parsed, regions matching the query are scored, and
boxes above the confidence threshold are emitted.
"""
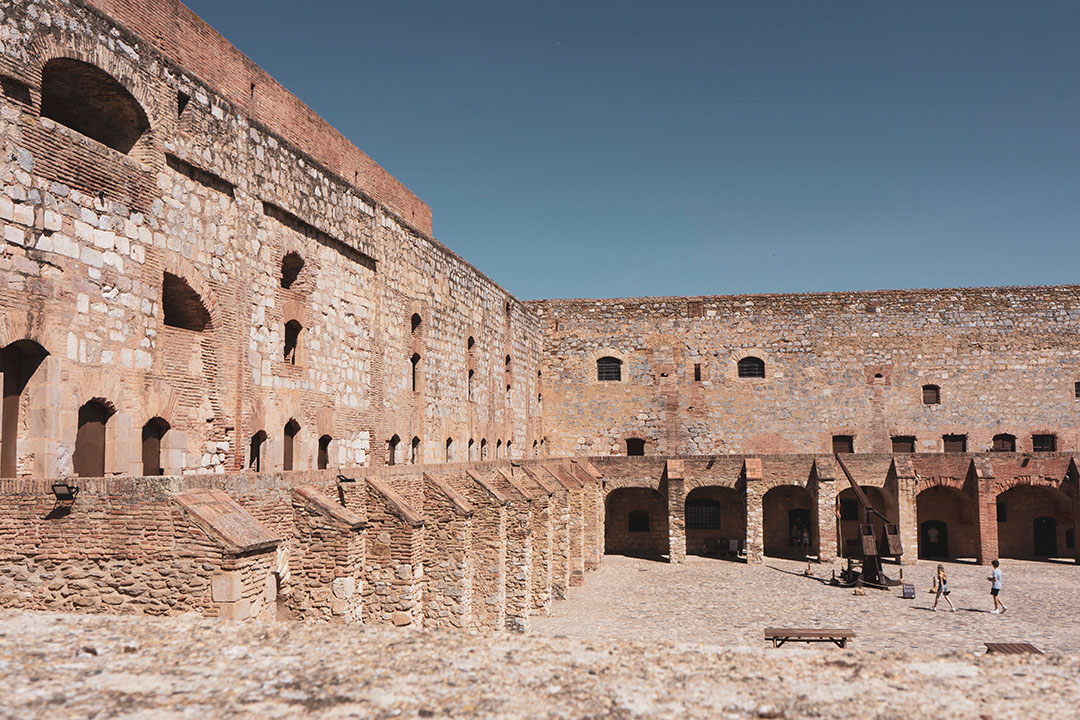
[1033,434,1056,452]
[686,499,722,530]
[596,356,622,381]
[737,357,765,378]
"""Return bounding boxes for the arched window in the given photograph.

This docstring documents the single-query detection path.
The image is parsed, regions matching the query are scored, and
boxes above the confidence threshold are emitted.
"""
[40,58,149,154]
[506,440,512,458]
[626,438,645,456]
[992,433,1016,452]
[628,510,650,533]
[496,439,503,459]
[537,392,542,414]
[445,437,453,462]
[162,273,211,331]
[480,438,488,460]
[387,434,400,466]
[410,436,421,464]
[468,438,475,461]
[411,353,421,392]
[284,320,302,364]
[249,430,267,471]
[317,434,332,470]
[73,400,113,477]
[686,498,722,530]
[596,356,622,382]
[922,384,941,405]
[532,440,538,457]
[1,340,47,478]
[283,419,300,471]
[505,383,511,405]
[505,355,512,371]
[737,356,765,378]
[281,252,304,289]
[467,369,475,402]
[141,417,169,476]
[411,313,422,335]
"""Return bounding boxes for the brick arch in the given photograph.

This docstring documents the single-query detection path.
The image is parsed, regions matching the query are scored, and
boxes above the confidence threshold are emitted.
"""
[161,255,220,330]
[0,309,70,356]
[29,32,164,131]
[916,474,968,495]
[282,299,306,326]
[276,234,317,293]
[585,347,628,384]
[725,347,770,381]
[140,381,181,429]
[685,476,742,494]
[602,476,662,496]
[992,474,1070,497]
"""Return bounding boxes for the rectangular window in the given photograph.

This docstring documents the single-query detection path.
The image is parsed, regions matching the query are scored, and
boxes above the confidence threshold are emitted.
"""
[687,300,703,318]
[891,436,916,453]
[942,434,967,453]
[832,435,854,454]
[1032,434,1057,452]
[693,363,701,382]
[922,385,940,405]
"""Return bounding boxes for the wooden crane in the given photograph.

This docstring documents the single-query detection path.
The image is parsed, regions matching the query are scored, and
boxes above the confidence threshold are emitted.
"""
[832,453,903,588]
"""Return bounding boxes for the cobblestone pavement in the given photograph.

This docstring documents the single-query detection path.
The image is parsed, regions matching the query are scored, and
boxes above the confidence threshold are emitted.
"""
[2,608,1080,719]
[532,555,1080,654]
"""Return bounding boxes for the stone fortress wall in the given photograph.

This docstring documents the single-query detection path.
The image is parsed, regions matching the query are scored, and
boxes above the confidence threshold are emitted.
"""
[0,0,1077,628]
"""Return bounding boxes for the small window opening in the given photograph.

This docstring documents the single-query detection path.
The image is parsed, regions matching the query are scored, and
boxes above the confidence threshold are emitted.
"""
[283,419,300,471]
[532,440,538,457]
[891,436,916,453]
[411,313,422,335]
[687,300,704,318]
[1,340,48,479]
[177,90,190,117]
[1075,381,1080,399]
[467,336,475,351]
[40,58,149,154]
[387,434,400,466]
[628,510,650,533]
[694,363,702,382]
[597,356,622,382]
[506,440,512,458]
[737,356,765,378]
[162,272,211,331]
[942,434,967,453]
[467,369,475,402]
[480,438,488,460]
[317,434,332,470]
[281,252,304,289]
[468,438,475,461]
[832,435,854,454]
[445,437,453,463]
[410,436,420,464]
[411,353,421,392]
[284,320,302,364]
[505,355,512,371]
[73,400,113,477]
[1032,434,1057,452]
[505,383,511,405]
[496,439,503,459]
[141,417,169,476]
[626,438,645,456]
[249,430,267,471]
[992,433,1016,452]
[922,384,940,405]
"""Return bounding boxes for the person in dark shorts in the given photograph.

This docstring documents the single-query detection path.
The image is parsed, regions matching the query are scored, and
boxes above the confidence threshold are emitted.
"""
[988,559,1008,614]
[932,564,956,612]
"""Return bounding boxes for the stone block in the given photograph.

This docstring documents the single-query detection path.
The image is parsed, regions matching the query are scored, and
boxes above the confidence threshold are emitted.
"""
[331,577,355,599]
[211,572,242,603]
[218,599,251,621]
[391,611,411,626]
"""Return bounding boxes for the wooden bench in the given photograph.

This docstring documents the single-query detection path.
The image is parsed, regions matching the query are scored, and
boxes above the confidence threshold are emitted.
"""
[764,628,855,648]
[984,642,1043,655]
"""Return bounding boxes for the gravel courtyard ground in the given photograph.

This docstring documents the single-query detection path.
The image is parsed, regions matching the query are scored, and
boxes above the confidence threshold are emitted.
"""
[1,555,1078,719]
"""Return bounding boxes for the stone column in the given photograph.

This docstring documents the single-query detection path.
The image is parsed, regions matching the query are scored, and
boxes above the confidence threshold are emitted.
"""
[971,457,998,565]
[814,473,837,563]
[744,458,764,564]
[893,456,919,566]
[666,459,686,564]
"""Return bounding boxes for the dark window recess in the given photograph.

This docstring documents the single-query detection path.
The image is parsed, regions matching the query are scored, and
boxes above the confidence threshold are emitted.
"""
[141,417,169,476]
[165,154,235,197]
[284,320,301,364]
[40,58,149,154]
[411,313,422,334]
[411,353,421,392]
[411,437,420,464]
[737,356,765,378]
[467,369,474,401]
[685,498,722,530]
[694,363,702,382]
[162,273,211,331]
[249,431,266,471]
[317,435,332,470]
[1,340,47,479]
[922,384,940,405]
[387,435,400,466]
[445,438,453,462]
[1032,434,1057,452]
[283,419,300,471]
[262,201,376,271]
[280,252,304,289]
[628,510,650,533]
[626,438,646,456]
[687,300,704,318]
[891,436,916,453]
[177,90,190,117]
[1075,382,1080,399]
[840,499,859,522]
[942,434,967,453]
[0,75,32,106]
[467,336,475,351]
[597,356,622,382]
[480,439,488,460]
[996,503,1007,523]
[73,400,112,477]
[832,435,854,454]
[992,434,1016,452]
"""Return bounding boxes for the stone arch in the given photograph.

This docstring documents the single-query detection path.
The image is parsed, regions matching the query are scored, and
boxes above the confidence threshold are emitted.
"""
[40,57,149,154]
[604,487,667,558]
[685,485,745,557]
[1,339,49,478]
[836,485,898,558]
[916,485,978,559]
[725,347,770,381]
[161,255,221,329]
[763,485,817,558]
[996,484,1074,559]
[584,347,628,385]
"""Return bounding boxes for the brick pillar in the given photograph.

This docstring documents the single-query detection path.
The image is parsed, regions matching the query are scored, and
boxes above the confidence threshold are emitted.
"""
[815,475,837,563]
[972,458,998,565]
[744,458,764,564]
[666,459,686,564]
[893,459,918,566]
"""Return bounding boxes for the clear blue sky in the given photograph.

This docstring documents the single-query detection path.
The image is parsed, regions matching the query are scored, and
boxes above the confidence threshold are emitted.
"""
[182,1,1080,301]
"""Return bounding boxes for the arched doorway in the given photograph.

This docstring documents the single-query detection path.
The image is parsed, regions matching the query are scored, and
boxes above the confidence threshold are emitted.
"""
[685,486,745,557]
[916,485,976,559]
[837,486,897,558]
[763,485,816,558]
[604,487,667,558]
[997,485,1073,559]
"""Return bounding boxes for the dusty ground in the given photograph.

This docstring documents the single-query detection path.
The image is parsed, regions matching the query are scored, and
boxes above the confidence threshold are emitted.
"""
[1,556,1078,719]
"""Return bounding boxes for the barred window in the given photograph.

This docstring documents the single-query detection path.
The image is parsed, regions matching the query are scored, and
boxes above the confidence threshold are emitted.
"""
[685,498,722,530]
[992,433,1015,452]
[737,356,765,378]
[1032,434,1056,452]
[597,356,622,382]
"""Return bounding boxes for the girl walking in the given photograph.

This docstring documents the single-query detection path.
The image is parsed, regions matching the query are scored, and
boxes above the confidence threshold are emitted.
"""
[933,564,956,612]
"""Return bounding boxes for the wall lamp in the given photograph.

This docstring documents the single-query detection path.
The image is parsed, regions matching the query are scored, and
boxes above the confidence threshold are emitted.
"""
[51,483,79,503]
